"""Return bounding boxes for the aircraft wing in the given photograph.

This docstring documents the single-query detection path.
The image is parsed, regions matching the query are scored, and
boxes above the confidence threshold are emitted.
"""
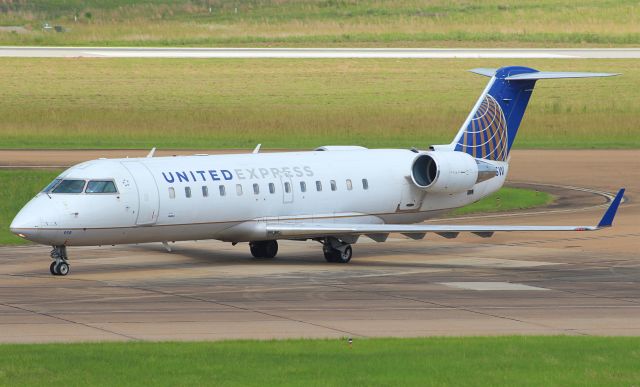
[266,189,624,240]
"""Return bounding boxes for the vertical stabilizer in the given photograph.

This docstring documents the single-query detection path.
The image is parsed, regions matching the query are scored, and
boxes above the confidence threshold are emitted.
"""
[449,66,618,162]
[452,66,537,161]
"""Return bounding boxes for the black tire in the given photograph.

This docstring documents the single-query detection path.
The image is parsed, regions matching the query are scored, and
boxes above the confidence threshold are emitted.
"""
[324,251,337,263]
[57,262,70,276]
[250,241,278,259]
[50,261,58,275]
[335,245,352,264]
[249,242,265,258]
[263,240,278,259]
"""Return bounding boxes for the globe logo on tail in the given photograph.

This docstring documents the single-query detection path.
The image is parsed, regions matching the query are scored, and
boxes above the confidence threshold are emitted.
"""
[455,94,508,162]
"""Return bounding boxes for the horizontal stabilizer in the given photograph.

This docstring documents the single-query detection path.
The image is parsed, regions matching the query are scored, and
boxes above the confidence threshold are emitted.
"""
[505,71,619,81]
[469,68,619,80]
[469,68,497,77]
[453,66,620,163]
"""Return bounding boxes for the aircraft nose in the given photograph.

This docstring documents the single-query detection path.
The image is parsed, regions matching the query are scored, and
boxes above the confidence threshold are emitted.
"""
[10,195,55,241]
[10,203,42,239]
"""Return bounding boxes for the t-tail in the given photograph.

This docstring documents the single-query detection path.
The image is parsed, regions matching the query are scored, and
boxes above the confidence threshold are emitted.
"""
[446,66,619,162]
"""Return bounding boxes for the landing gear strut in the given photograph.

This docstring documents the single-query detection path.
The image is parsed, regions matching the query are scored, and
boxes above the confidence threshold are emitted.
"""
[249,240,278,259]
[50,245,70,276]
[322,237,352,263]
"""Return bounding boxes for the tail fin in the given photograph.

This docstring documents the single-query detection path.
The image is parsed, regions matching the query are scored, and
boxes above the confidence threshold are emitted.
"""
[450,66,618,162]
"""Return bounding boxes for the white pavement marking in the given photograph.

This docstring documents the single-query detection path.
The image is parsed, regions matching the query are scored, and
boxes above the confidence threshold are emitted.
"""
[85,51,573,59]
[2,47,640,58]
[442,282,549,291]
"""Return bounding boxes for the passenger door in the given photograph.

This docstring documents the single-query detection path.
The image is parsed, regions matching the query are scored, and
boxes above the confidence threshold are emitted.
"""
[121,161,160,225]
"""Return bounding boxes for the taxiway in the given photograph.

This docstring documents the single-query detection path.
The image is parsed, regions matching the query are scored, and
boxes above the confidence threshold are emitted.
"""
[0,150,638,342]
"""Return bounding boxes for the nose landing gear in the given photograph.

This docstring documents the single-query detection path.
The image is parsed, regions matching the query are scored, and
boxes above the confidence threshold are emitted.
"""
[50,245,69,276]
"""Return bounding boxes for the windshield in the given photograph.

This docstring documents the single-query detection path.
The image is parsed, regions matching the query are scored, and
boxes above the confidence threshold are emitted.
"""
[85,180,118,194]
[52,179,86,194]
[42,178,62,193]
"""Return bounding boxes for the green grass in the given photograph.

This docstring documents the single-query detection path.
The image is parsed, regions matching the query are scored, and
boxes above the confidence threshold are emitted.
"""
[451,187,553,216]
[0,169,62,245]
[1,0,640,47]
[0,169,553,246]
[1,337,639,386]
[0,58,636,150]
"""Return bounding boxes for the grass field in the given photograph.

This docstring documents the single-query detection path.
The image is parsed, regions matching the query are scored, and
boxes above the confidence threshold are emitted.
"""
[0,58,635,150]
[0,169,61,245]
[1,336,639,385]
[450,187,552,216]
[0,169,553,245]
[1,0,640,47]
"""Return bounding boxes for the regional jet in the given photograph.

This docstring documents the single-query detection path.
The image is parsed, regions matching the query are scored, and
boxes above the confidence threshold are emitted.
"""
[10,66,624,276]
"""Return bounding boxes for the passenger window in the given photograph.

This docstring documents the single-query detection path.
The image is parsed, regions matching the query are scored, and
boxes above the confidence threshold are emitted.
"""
[300,181,307,192]
[85,180,118,194]
[236,184,243,196]
[219,185,226,196]
[269,182,276,194]
[168,187,175,199]
[362,178,369,190]
[253,183,260,195]
[185,187,192,198]
[202,186,208,197]
[346,179,353,191]
[316,181,322,192]
[284,182,291,193]
[52,179,85,194]
[330,180,337,191]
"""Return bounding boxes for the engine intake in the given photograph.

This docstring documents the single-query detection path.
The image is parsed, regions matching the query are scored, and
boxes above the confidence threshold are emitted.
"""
[410,152,482,193]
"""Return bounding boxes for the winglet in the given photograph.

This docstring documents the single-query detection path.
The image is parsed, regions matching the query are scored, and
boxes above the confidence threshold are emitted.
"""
[597,189,625,228]
[252,144,261,154]
[146,147,156,158]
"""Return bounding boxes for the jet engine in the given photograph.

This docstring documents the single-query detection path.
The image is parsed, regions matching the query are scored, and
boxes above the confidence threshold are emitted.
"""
[410,151,497,193]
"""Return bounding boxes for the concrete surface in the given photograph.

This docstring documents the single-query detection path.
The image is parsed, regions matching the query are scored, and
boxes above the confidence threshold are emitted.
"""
[2,47,640,58]
[0,150,638,342]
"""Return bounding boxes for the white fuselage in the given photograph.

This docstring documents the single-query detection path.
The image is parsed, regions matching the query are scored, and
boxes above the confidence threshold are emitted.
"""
[10,148,507,246]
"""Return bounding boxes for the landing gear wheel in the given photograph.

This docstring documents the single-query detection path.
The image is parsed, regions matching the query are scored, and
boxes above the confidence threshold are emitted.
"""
[336,245,352,264]
[249,240,278,259]
[250,243,264,258]
[323,244,352,264]
[324,251,337,263]
[49,245,69,276]
[57,262,70,276]
[263,240,278,258]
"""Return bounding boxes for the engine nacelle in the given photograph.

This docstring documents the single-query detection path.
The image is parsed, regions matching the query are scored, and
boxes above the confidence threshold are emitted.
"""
[410,151,479,193]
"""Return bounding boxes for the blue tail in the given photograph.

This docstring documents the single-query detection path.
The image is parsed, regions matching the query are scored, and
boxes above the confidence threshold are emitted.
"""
[453,66,537,162]
[450,66,618,162]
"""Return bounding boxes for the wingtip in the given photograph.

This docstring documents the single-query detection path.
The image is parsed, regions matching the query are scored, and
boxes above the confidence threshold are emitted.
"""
[597,188,625,228]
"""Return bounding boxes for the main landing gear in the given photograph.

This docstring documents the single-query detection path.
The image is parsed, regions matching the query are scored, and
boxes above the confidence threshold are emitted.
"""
[250,240,279,259]
[322,237,352,264]
[248,238,353,263]
[49,245,70,276]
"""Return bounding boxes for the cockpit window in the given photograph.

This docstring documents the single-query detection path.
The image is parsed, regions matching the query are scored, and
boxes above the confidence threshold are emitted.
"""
[85,180,118,194]
[42,178,62,193]
[52,179,86,194]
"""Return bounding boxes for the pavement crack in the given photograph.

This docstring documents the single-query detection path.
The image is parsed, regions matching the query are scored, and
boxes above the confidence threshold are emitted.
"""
[323,283,591,336]
[111,284,364,339]
[0,301,140,341]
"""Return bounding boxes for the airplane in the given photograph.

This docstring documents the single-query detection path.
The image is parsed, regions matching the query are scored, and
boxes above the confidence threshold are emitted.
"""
[10,66,624,276]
